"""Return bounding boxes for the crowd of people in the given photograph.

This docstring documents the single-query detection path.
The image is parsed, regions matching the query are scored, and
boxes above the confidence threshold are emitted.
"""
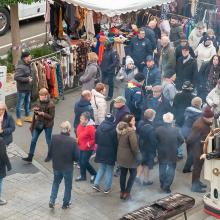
[1,15,220,211]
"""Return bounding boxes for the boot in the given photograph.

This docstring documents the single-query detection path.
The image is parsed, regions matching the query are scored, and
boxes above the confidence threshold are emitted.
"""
[123,192,131,201]
[199,181,207,188]
[22,154,33,163]
[24,115,33,123]
[16,118,23,127]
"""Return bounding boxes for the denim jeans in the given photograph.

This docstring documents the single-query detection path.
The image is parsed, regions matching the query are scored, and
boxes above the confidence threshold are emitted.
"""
[16,92,31,118]
[0,178,3,198]
[29,127,52,155]
[102,74,114,98]
[50,170,73,206]
[120,167,137,193]
[94,163,114,191]
[159,162,176,191]
[79,150,96,179]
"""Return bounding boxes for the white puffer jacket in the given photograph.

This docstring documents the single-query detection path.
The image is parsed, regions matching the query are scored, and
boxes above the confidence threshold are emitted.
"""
[206,85,220,116]
[91,89,107,125]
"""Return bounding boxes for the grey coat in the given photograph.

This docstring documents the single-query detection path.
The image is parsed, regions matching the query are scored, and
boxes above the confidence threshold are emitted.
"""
[80,61,98,91]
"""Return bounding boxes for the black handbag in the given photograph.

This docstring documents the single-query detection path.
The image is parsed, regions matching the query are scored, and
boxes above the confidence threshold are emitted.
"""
[35,120,44,131]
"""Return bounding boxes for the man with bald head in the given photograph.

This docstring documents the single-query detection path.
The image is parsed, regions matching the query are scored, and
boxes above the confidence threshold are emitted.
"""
[159,35,176,77]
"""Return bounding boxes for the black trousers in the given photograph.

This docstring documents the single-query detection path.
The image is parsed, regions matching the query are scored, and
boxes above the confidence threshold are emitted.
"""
[120,167,137,193]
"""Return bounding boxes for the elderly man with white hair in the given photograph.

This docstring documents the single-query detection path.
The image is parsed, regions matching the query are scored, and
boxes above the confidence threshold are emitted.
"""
[155,112,184,193]
[48,121,79,210]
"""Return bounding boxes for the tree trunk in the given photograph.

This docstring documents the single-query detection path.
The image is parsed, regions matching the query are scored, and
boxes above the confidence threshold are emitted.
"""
[10,3,21,66]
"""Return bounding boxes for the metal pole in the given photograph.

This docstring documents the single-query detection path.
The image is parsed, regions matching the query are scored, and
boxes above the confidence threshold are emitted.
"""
[184,211,187,220]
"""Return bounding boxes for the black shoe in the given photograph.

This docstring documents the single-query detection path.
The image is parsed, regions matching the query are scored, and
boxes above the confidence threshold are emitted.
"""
[143,181,153,186]
[75,176,86,182]
[90,175,96,183]
[191,185,206,193]
[62,202,71,209]
[182,169,192,173]
[44,156,51,162]
[22,154,33,163]
[92,184,101,192]
[105,97,112,101]
[104,188,111,194]
[199,181,207,188]
[49,202,55,209]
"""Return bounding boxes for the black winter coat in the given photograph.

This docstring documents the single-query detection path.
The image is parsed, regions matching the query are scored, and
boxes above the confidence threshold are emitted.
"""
[175,44,195,61]
[0,112,15,146]
[173,90,195,127]
[156,123,184,163]
[175,56,198,91]
[74,97,94,129]
[137,120,157,157]
[14,60,33,92]
[95,120,118,166]
[0,137,11,178]
[143,26,157,50]
[50,133,79,171]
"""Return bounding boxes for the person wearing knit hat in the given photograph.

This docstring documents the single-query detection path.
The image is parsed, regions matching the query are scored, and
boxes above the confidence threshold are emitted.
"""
[116,56,138,95]
[125,73,145,122]
[188,105,213,193]
[181,97,202,173]
[93,113,118,193]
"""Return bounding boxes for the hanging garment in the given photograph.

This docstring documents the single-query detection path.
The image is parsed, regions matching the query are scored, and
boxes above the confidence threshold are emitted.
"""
[55,64,64,97]
[50,64,59,98]
[98,35,106,65]
[114,37,126,64]
[58,6,63,39]
[50,4,55,36]
[36,61,48,90]
[31,63,39,100]
[84,10,95,40]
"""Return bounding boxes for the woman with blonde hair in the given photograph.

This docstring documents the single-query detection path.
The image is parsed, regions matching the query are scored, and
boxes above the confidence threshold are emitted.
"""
[80,52,100,91]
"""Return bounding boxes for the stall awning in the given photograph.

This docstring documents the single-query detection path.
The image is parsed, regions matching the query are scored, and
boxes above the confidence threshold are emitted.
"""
[64,0,174,17]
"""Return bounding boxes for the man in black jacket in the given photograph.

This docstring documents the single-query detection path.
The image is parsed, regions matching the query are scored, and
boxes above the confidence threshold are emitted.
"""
[14,50,33,127]
[49,121,78,209]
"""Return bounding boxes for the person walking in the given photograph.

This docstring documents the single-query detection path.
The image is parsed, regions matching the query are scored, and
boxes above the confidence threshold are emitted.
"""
[0,102,15,146]
[156,113,184,193]
[79,52,99,91]
[116,114,140,200]
[0,137,11,205]
[22,88,55,163]
[76,112,97,182]
[136,109,157,186]
[14,50,33,127]
[49,121,79,209]
[91,83,107,127]
[93,114,118,193]
[187,107,214,193]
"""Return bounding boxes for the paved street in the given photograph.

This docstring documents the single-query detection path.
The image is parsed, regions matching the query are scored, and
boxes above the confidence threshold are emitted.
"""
[0,87,217,220]
[0,18,46,56]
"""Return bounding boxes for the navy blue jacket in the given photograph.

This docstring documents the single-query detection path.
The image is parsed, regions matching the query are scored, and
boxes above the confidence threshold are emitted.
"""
[129,36,153,66]
[114,105,130,125]
[100,48,117,74]
[125,81,144,121]
[142,64,161,86]
[95,120,118,165]
[143,26,157,50]
[73,97,94,129]
[0,112,15,146]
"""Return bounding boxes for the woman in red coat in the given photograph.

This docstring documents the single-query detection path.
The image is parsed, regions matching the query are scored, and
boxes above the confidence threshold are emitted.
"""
[76,112,97,182]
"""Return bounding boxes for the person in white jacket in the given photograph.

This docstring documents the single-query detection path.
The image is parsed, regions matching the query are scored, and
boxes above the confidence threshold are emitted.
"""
[194,37,216,71]
[91,83,107,126]
[206,79,220,117]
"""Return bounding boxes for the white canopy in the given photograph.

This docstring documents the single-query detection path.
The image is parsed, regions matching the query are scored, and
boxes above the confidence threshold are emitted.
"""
[64,0,174,17]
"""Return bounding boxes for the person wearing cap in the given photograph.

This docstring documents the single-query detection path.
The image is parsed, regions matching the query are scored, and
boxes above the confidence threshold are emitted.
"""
[125,73,145,122]
[194,36,216,71]
[175,44,198,91]
[188,22,206,50]
[144,85,171,127]
[93,114,118,194]
[142,55,161,93]
[198,55,220,101]
[206,79,220,117]
[14,50,33,127]
[116,56,138,95]
[169,15,183,47]
[129,28,153,72]
[181,97,202,173]
[162,70,177,106]
[22,88,55,163]
[159,35,176,77]
[175,35,195,61]
[187,106,214,193]
[48,121,78,209]
[199,29,218,51]
[155,112,184,193]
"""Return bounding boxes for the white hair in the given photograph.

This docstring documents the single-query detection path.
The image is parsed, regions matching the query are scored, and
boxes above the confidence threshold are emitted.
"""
[60,121,71,133]
[163,112,174,123]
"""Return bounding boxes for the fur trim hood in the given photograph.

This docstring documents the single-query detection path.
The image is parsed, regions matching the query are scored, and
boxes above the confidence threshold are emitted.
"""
[116,121,135,135]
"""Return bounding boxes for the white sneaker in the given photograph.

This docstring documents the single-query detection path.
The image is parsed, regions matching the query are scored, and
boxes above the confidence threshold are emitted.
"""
[0,199,7,205]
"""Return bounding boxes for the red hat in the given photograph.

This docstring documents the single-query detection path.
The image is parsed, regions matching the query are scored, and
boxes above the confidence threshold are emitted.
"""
[202,106,214,118]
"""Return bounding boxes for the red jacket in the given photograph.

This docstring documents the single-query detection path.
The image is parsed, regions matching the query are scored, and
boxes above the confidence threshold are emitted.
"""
[77,121,96,151]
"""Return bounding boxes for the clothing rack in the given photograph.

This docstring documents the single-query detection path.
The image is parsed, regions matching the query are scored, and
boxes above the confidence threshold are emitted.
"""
[31,50,64,63]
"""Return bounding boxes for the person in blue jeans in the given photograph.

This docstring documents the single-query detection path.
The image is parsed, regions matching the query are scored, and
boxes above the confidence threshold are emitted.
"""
[22,88,55,163]
[156,112,184,193]
[49,121,78,209]
[93,114,118,193]
[14,50,33,127]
